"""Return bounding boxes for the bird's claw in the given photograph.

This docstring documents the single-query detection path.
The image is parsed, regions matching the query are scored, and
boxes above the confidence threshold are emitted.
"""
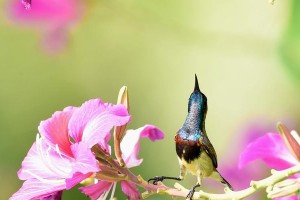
[147,176,165,185]
[186,183,200,200]
[186,188,195,200]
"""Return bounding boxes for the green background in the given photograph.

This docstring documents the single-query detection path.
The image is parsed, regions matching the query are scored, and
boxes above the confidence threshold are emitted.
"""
[0,0,299,199]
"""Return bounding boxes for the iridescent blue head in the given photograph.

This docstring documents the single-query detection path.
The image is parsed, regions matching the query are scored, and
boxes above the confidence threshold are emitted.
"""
[178,74,207,141]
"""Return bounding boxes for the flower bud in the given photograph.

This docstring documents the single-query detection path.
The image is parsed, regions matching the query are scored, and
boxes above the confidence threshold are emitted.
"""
[114,86,130,166]
[277,122,300,161]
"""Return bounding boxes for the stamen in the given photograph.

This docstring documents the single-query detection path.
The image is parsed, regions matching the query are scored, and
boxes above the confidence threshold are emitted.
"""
[22,169,65,185]
[94,178,98,184]
[99,190,110,200]
[35,135,71,177]
[55,144,71,163]
[110,182,117,200]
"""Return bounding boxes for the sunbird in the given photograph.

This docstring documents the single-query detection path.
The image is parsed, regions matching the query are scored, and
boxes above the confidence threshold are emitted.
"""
[149,75,233,199]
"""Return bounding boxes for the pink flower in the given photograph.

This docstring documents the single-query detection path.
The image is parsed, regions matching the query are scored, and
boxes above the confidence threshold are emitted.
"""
[10,99,131,200]
[203,122,271,200]
[239,123,300,200]
[80,125,164,200]
[239,133,298,170]
[7,0,84,53]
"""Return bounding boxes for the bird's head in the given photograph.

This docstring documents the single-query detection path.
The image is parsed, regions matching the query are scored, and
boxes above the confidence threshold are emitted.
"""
[178,74,207,141]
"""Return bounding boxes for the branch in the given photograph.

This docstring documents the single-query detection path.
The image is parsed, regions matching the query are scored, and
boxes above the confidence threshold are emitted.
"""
[92,142,299,199]
[140,164,300,199]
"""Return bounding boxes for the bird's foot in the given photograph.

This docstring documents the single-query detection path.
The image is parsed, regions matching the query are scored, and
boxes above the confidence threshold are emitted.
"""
[148,176,164,185]
[148,176,181,185]
[186,183,200,200]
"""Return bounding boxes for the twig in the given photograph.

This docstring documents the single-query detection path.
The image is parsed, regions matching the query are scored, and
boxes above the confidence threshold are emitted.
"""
[93,140,299,199]
[140,164,300,199]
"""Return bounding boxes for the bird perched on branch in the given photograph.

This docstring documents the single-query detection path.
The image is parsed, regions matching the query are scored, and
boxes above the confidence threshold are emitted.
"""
[149,74,233,199]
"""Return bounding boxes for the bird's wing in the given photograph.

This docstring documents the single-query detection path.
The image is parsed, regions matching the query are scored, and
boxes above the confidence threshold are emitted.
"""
[200,135,218,168]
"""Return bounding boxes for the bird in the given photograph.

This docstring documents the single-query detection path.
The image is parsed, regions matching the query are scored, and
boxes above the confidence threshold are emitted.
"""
[148,74,233,200]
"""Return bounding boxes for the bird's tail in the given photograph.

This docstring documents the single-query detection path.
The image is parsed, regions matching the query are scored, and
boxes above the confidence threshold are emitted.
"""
[220,175,234,191]
[211,170,234,191]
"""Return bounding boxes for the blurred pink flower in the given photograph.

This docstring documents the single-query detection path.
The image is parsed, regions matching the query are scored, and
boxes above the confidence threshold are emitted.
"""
[216,123,272,192]
[239,124,300,200]
[239,133,299,170]
[21,0,31,10]
[7,0,84,53]
[189,122,274,200]
[10,99,131,200]
[80,125,164,200]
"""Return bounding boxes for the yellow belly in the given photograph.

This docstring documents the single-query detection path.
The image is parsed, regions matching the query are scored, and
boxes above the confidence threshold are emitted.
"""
[181,151,214,177]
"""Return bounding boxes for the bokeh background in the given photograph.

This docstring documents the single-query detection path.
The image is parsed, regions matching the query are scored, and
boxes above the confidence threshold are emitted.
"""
[0,0,300,199]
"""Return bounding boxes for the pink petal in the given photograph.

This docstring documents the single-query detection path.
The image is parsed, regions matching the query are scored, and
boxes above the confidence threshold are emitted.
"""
[18,138,72,180]
[65,172,92,189]
[121,125,164,168]
[101,130,112,153]
[138,124,164,141]
[70,142,99,175]
[68,99,107,142]
[239,133,299,170]
[64,142,99,189]
[38,107,75,156]
[68,99,131,147]
[9,179,65,200]
[219,122,275,191]
[121,181,140,200]
[79,181,113,200]
[82,112,131,149]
